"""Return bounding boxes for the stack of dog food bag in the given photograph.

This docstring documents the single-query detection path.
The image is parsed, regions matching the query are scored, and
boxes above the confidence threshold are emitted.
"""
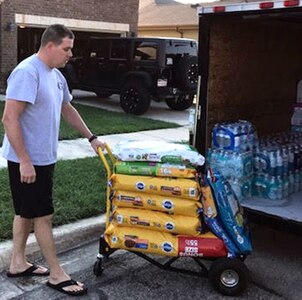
[104,140,228,258]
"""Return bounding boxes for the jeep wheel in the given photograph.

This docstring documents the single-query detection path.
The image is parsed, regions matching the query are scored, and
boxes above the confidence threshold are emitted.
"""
[96,92,112,98]
[165,94,194,111]
[174,55,198,91]
[120,81,151,115]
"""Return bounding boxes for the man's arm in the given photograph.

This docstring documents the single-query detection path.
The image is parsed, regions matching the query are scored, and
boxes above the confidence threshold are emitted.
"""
[61,102,106,152]
[2,100,36,183]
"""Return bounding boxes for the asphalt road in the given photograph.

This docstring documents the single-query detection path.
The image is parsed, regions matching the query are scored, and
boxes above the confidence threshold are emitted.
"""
[1,223,301,300]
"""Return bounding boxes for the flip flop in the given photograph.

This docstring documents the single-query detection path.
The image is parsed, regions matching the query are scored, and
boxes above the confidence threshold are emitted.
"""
[7,264,50,277]
[47,279,88,296]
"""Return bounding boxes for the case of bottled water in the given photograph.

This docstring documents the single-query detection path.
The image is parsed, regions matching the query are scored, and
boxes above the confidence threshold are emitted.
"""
[211,120,258,152]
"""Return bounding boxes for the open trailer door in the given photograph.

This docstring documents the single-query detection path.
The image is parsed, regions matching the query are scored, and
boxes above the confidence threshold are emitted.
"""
[195,0,302,233]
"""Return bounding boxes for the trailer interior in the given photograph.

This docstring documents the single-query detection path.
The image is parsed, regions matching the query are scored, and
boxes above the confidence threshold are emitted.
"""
[196,4,302,231]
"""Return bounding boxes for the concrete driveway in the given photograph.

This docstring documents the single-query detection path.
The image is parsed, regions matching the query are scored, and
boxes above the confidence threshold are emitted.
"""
[71,90,193,126]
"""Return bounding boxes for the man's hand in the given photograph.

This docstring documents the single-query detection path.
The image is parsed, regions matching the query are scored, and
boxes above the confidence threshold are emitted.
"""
[90,138,106,153]
[20,161,36,184]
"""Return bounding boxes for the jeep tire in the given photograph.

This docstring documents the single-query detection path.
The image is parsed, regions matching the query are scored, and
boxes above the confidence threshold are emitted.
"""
[174,55,198,91]
[165,94,194,111]
[120,80,151,115]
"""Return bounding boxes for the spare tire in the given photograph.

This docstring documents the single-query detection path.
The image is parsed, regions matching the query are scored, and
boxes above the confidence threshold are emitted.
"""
[173,56,198,92]
[165,94,194,111]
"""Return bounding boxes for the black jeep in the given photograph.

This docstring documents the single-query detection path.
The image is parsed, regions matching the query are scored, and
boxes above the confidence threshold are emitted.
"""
[61,37,198,115]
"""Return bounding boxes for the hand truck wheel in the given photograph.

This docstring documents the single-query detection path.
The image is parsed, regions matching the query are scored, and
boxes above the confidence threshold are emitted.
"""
[93,257,104,277]
[208,257,249,296]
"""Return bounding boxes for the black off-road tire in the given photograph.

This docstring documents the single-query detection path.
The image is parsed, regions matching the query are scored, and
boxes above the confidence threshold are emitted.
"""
[208,258,249,296]
[120,80,151,115]
[165,94,194,111]
[174,55,198,91]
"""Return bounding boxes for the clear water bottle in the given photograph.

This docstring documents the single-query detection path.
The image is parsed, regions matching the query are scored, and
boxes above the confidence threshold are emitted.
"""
[276,175,283,200]
[268,176,278,200]
[281,147,289,175]
[276,149,283,176]
[224,125,232,149]
[288,145,295,172]
[242,178,252,198]
[282,175,289,199]
[294,170,300,193]
[230,177,243,202]
[268,149,277,176]
[243,151,253,177]
[294,145,300,170]
[288,171,295,195]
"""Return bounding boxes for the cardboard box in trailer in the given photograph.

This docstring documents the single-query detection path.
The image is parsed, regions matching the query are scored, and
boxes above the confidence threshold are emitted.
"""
[195,0,302,231]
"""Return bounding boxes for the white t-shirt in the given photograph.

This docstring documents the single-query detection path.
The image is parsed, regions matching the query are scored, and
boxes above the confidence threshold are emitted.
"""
[1,54,72,165]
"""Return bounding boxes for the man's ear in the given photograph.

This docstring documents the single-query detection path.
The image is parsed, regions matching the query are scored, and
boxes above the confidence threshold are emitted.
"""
[45,41,55,51]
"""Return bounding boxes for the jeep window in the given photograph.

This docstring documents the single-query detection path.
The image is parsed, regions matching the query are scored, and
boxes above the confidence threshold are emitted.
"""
[91,42,109,58]
[134,42,157,61]
[110,41,127,60]
[166,41,197,56]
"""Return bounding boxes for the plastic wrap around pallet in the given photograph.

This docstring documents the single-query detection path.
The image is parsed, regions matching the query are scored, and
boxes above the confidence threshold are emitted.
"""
[112,208,202,235]
[112,190,202,217]
[112,140,205,166]
[207,170,253,255]
[110,174,200,200]
[105,224,227,258]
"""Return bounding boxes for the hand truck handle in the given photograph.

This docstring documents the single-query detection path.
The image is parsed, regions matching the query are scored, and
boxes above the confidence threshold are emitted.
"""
[97,144,116,178]
[97,144,116,229]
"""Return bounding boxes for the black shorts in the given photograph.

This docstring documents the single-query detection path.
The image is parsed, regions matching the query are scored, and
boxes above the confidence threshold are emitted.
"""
[8,161,55,219]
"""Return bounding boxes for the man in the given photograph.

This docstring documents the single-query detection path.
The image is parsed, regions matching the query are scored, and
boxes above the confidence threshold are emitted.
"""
[1,24,105,296]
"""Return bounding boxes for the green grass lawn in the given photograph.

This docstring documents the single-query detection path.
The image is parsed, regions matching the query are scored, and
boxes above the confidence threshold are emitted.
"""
[0,101,179,145]
[0,156,107,241]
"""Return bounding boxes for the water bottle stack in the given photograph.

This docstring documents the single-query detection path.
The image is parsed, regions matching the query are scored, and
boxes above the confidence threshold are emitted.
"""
[208,121,302,202]
[253,131,302,200]
[291,104,302,132]
[207,120,257,202]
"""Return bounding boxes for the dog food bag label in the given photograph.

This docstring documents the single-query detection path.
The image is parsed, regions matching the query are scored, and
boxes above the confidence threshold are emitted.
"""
[105,224,178,257]
[178,236,227,257]
[112,208,202,235]
[114,161,197,178]
[113,190,202,216]
[110,174,200,200]
[112,140,205,166]
[105,224,227,257]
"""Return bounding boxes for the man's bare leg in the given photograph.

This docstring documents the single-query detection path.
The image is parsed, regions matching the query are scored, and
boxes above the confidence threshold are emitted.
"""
[34,214,85,293]
[9,215,48,274]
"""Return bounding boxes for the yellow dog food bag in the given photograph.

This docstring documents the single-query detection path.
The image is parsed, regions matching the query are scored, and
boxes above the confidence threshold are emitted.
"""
[113,190,202,217]
[105,224,227,257]
[110,174,200,200]
[112,208,202,235]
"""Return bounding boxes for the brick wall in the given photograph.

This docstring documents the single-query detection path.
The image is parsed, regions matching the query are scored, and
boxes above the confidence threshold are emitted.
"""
[207,18,302,141]
[0,0,139,92]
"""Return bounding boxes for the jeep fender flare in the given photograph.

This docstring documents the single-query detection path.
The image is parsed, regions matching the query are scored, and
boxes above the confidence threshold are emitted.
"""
[121,72,152,89]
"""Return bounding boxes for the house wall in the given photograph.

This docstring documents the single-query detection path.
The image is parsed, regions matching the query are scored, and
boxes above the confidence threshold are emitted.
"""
[0,0,139,92]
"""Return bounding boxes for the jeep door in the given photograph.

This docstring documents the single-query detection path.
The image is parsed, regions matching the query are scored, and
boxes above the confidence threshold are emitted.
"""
[81,39,111,88]
[107,39,131,88]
